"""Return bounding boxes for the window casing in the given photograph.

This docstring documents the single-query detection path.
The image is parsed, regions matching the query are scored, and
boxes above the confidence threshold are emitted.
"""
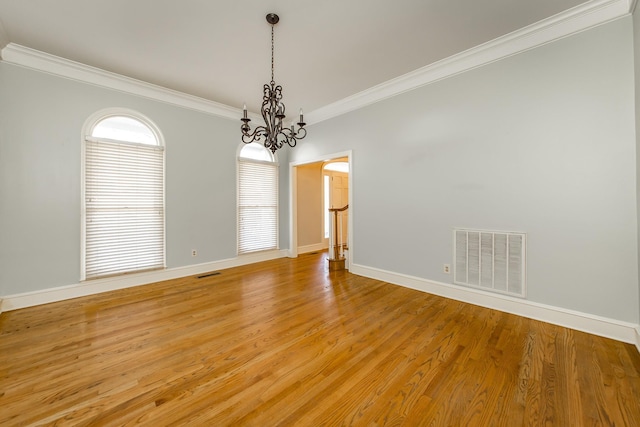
[82,110,165,280]
[237,143,278,254]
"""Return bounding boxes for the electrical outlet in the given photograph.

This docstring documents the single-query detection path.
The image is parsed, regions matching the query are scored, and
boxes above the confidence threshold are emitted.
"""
[192,249,197,257]
[443,264,451,274]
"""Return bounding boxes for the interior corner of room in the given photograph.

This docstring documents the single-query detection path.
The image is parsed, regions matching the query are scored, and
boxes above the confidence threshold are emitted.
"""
[1,1,640,423]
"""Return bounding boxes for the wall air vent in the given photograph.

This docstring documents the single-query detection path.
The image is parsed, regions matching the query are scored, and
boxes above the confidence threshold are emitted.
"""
[453,228,526,298]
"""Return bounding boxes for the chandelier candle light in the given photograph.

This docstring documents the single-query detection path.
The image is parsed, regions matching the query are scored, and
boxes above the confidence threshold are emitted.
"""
[241,13,307,153]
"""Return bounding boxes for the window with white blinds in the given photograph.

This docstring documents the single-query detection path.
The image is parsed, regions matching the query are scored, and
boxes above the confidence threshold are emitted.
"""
[238,143,278,254]
[83,113,165,279]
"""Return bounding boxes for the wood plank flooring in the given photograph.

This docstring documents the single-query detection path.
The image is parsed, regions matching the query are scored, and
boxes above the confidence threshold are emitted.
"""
[1,252,640,426]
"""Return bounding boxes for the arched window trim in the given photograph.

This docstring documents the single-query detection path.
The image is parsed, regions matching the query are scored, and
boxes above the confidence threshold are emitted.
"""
[237,142,277,164]
[83,107,164,147]
[81,108,166,280]
[237,142,279,255]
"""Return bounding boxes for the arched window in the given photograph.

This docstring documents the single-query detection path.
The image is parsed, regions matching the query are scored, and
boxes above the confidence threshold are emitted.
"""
[82,109,165,279]
[237,143,278,254]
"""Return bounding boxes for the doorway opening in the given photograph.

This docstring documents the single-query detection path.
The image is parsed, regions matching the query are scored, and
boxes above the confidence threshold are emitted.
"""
[289,151,352,268]
[323,160,349,269]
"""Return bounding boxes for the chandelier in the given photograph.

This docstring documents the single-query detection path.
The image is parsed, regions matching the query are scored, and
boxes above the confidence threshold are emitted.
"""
[241,13,307,153]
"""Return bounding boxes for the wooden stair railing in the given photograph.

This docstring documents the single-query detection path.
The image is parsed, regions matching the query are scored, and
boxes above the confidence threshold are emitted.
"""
[328,204,349,271]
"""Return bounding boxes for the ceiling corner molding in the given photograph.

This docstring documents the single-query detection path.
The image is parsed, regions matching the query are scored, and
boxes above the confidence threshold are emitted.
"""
[0,43,240,120]
[630,0,638,13]
[306,0,630,125]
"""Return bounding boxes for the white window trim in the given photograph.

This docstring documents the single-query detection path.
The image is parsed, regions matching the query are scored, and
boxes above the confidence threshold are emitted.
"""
[237,143,279,255]
[80,108,166,280]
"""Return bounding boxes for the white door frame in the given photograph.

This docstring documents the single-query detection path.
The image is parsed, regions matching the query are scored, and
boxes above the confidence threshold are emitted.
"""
[289,150,353,262]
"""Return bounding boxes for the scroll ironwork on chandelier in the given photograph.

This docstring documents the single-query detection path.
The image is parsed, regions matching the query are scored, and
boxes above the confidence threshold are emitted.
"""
[241,13,307,153]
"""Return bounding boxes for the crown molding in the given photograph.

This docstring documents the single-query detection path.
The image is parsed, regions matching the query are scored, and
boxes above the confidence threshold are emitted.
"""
[0,43,242,120]
[307,0,631,125]
[0,0,632,124]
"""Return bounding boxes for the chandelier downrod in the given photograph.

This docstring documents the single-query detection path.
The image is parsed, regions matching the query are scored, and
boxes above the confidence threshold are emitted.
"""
[241,13,307,154]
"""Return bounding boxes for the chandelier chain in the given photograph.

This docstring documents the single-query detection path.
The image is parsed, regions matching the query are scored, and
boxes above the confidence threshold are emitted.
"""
[271,25,275,84]
[240,13,307,153]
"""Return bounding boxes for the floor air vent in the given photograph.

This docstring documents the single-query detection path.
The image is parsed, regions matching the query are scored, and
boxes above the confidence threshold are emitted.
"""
[453,228,526,297]
[196,272,221,279]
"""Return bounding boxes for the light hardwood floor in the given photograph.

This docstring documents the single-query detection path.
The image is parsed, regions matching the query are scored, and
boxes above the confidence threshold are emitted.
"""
[1,252,640,426]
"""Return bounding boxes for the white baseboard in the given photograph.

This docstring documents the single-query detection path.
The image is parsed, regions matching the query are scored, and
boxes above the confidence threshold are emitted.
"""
[0,250,288,312]
[297,243,329,254]
[3,255,639,355]
[350,263,640,347]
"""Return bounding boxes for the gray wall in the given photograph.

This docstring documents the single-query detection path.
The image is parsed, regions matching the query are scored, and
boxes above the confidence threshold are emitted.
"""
[0,62,290,295]
[1,16,638,325]
[0,21,7,51]
[293,17,639,323]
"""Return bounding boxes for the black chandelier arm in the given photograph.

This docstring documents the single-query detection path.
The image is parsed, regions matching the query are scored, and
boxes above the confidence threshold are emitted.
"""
[293,126,307,140]
[242,123,307,152]
[239,13,307,153]
[278,126,306,148]
[241,125,268,144]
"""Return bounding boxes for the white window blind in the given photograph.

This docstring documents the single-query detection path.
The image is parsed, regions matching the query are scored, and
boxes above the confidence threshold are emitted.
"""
[84,138,165,279]
[238,159,278,254]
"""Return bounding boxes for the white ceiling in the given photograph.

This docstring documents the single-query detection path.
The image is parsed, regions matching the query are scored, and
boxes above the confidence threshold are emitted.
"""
[0,0,593,115]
